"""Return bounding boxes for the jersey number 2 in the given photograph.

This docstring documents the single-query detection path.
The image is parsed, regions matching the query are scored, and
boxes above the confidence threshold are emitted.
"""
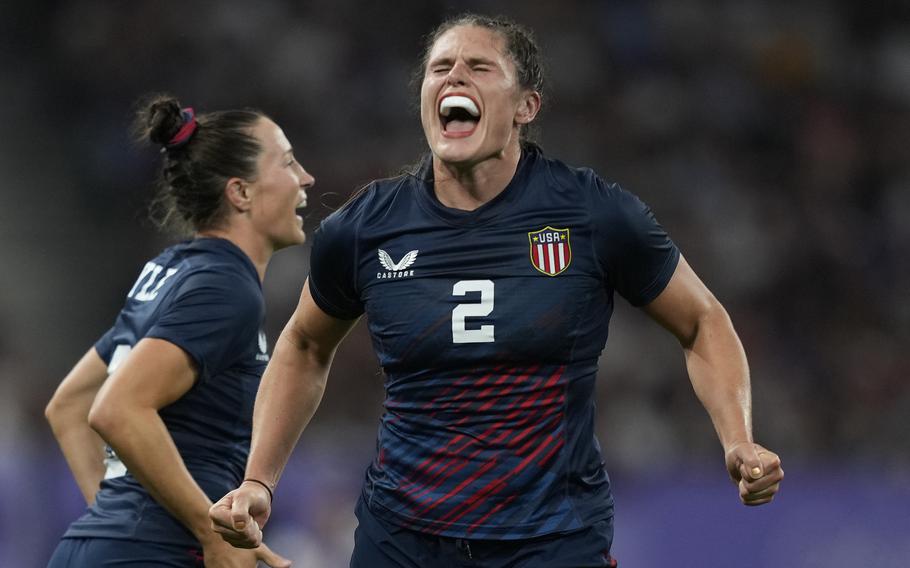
[452,280,494,344]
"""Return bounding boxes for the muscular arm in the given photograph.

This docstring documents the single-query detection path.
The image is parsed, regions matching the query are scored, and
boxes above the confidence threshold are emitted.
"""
[211,280,357,547]
[643,256,752,448]
[246,281,357,487]
[643,256,783,505]
[45,348,109,504]
[86,338,214,540]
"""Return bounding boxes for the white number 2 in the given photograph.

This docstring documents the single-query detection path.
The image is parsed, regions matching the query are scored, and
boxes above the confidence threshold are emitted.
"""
[452,280,494,344]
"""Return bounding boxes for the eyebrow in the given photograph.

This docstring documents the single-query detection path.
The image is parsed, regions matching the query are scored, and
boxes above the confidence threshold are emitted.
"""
[429,55,499,67]
[466,56,497,66]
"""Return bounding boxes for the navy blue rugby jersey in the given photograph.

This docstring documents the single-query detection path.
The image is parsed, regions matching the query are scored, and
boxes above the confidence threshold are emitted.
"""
[309,144,680,540]
[64,237,269,545]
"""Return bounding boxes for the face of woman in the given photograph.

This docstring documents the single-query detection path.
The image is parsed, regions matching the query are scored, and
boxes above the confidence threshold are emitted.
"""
[420,25,536,167]
[245,117,313,250]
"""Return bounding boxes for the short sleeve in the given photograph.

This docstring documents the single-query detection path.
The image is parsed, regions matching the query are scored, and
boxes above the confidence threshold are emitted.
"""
[145,268,262,382]
[590,176,680,306]
[308,212,364,319]
[94,326,117,365]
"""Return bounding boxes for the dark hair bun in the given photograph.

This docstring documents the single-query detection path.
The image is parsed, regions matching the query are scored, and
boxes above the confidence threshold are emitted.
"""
[144,96,184,146]
[134,93,265,235]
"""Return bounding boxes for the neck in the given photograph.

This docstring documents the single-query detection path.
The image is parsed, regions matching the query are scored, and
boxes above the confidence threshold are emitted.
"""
[432,142,522,211]
[196,225,272,281]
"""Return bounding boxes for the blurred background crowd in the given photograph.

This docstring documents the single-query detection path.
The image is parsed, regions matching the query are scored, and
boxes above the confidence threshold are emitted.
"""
[1,1,907,566]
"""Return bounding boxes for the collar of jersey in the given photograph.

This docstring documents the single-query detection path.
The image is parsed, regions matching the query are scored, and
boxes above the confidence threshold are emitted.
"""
[413,144,538,226]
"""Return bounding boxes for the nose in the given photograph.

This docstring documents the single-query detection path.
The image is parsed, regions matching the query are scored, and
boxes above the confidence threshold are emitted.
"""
[297,164,315,189]
[301,171,315,189]
[445,60,469,86]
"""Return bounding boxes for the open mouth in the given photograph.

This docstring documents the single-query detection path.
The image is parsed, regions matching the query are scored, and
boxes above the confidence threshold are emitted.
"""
[439,95,480,137]
[295,195,307,224]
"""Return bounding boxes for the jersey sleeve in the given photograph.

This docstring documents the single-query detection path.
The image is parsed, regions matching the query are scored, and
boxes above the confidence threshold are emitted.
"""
[307,210,364,319]
[145,268,262,382]
[93,326,117,366]
[589,175,680,306]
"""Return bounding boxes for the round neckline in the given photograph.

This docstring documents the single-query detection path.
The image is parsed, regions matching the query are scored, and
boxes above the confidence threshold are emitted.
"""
[413,147,537,226]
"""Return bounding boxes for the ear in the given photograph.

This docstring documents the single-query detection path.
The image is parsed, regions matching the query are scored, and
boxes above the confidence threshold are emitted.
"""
[515,90,542,126]
[224,177,252,212]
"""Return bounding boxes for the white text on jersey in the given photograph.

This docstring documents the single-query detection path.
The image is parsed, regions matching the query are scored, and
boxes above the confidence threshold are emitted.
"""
[127,262,179,302]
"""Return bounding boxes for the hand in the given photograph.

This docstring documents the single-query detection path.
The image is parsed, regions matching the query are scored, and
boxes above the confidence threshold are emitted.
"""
[210,481,274,549]
[724,441,784,506]
[201,533,291,568]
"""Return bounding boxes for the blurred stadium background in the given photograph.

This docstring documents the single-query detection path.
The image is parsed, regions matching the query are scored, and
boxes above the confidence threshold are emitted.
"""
[2,1,908,566]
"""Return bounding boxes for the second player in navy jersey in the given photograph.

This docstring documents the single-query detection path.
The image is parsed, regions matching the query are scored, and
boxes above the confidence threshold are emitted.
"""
[212,14,784,568]
[46,95,312,567]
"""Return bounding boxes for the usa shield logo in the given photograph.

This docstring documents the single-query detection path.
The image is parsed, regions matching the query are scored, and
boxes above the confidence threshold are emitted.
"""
[528,226,572,276]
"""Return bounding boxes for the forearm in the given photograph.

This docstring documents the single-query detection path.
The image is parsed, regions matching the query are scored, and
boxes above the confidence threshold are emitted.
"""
[46,347,109,504]
[48,410,106,504]
[90,409,213,541]
[684,302,753,450]
[244,325,332,489]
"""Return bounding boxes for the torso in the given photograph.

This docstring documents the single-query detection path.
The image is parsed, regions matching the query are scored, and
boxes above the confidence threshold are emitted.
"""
[309,146,679,539]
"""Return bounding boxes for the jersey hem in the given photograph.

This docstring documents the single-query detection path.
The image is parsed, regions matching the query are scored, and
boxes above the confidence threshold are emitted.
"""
[309,277,364,320]
[364,493,615,540]
[60,530,198,547]
[629,246,681,307]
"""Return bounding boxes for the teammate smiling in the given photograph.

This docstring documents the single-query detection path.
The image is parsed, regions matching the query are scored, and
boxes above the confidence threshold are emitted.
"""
[211,13,783,568]
[46,95,311,567]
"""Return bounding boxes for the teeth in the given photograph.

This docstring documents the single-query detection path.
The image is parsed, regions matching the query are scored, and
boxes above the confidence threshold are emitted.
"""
[439,96,480,118]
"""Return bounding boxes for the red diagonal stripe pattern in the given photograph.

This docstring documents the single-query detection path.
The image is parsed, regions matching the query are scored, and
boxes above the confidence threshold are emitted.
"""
[395,366,540,505]
[398,365,567,530]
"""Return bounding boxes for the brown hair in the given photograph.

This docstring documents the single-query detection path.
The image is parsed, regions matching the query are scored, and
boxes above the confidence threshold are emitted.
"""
[421,13,544,94]
[414,13,545,143]
[134,94,266,234]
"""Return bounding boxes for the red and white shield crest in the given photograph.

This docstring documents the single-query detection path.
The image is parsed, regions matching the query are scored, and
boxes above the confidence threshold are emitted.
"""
[528,226,572,276]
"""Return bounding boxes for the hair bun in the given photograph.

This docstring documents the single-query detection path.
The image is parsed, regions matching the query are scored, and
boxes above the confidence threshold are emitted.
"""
[146,97,184,146]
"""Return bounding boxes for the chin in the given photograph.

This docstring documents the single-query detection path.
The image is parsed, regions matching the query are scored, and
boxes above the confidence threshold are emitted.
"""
[289,229,307,246]
[272,229,306,251]
[433,139,482,165]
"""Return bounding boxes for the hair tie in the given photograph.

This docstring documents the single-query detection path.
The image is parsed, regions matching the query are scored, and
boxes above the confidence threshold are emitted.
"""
[165,107,198,149]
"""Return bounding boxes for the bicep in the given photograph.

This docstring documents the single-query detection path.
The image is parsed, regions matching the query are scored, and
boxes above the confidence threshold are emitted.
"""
[93,338,197,411]
[282,279,359,363]
[642,256,720,347]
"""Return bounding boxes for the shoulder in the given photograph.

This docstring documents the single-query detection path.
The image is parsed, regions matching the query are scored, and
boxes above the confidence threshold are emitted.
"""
[327,172,416,226]
[318,170,419,245]
[539,150,639,209]
[165,244,262,314]
[529,147,617,200]
[531,149,654,233]
[173,266,261,315]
